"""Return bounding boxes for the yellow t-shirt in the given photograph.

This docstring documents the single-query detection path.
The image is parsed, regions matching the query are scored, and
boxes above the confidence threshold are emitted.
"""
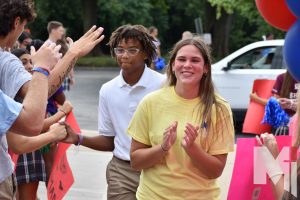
[128,86,234,200]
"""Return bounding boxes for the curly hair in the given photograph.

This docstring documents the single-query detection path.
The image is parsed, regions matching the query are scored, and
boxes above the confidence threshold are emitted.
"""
[107,24,157,67]
[0,0,36,37]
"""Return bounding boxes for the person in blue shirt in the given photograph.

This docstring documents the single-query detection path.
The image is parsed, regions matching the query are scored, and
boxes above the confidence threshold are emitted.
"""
[0,89,23,138]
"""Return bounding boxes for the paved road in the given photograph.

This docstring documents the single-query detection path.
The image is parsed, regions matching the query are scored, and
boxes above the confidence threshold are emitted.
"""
[38,68,119,200]
[37,68,252,199]
[66,68,120,130]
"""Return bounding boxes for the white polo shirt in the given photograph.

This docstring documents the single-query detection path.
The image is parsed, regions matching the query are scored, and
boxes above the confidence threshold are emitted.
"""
[98,66,165,161]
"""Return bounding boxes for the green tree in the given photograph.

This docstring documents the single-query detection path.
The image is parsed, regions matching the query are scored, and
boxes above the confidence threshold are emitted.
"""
[96,0,155,54]
[82,0,101,55]
[206,0,285,59]
[29,0,83,41]
[28,0,285,59]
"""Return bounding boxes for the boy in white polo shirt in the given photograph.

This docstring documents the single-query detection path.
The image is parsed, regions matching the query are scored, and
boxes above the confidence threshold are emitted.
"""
[63,24,165,199]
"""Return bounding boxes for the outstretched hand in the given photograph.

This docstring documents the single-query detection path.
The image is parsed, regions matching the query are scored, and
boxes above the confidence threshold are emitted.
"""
[59,122,80,145]
[256,133,279,158]
[49,122,67,142]
[67,25,105,58]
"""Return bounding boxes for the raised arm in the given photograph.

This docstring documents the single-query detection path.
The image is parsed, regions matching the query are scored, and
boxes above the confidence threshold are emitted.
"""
[256,133,285,200]
[9,43,61,136]
[48,26,104,96]
[18,26,105,98]
[11,26,104,136]
[61,122,114,151]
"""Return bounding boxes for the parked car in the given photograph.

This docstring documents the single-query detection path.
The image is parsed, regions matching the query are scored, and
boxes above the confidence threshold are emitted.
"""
[212,40,286,130]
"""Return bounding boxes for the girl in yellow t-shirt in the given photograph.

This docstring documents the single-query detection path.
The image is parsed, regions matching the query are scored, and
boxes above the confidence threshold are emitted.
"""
[128,37,235,200]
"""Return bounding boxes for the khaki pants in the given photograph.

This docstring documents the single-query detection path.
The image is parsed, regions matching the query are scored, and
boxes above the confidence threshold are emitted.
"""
[0,174,17,200]
[106,156,140,200]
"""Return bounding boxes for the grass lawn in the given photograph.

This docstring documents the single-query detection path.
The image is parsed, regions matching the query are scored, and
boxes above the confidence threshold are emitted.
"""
[76,56,117,67]
[77,55,170,68]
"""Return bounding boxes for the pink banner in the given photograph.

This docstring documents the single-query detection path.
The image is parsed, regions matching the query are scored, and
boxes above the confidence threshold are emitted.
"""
[47,111,80,200]
[243,79,275,134]
[228,136,292,200]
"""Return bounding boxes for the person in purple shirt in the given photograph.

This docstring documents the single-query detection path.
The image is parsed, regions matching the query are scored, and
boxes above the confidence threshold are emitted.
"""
[250,71,298,116]
[272,71,298,116]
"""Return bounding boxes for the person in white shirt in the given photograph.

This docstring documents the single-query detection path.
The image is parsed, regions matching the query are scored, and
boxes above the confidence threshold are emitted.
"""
[63,24,165,200]
[46,21,65,44]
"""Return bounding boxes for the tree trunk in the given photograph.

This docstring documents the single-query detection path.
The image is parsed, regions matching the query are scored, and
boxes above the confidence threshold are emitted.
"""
[203,2,233,60]
[81,0,102,56]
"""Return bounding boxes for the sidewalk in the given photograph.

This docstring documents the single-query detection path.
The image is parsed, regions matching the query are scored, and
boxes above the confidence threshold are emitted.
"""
[38,130,236,200]
[218,148,236,200]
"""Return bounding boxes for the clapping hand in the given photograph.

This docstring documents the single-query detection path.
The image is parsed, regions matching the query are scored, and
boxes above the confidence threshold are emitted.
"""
[181,123,199,149]
[161,121,178,152]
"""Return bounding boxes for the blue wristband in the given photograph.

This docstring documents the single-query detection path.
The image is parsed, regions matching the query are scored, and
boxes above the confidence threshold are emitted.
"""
[32,67,49,77]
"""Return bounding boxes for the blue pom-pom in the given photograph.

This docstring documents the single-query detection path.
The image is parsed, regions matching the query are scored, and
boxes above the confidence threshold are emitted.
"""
[154,57,165,70]
[262,97,290,128]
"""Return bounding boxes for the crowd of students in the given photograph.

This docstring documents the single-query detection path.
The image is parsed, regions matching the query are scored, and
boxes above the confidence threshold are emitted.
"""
[1,0,299,200]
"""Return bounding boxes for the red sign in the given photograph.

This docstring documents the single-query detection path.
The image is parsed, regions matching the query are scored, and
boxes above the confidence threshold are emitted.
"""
[243,79,275,134]
[47,111,80,200]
